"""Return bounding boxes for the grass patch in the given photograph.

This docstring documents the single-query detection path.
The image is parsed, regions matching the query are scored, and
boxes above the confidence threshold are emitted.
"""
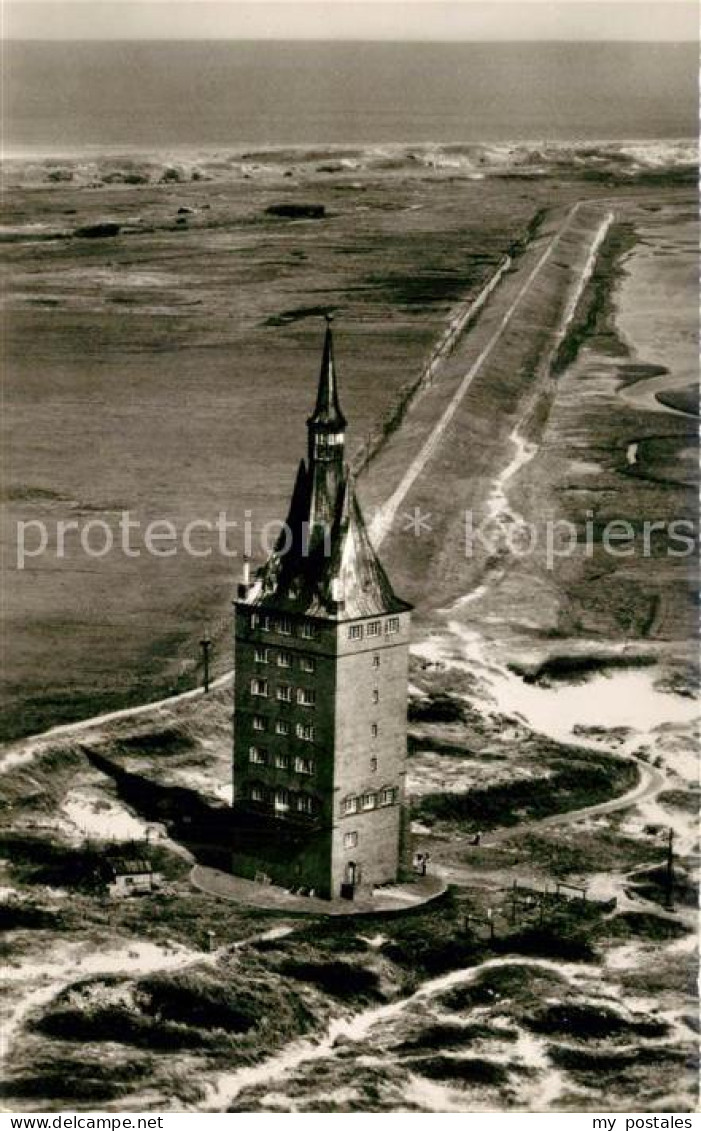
[501,828,660,879]
[0,901,61,931]
[396,1021,515,1052]
[403,1054,509,1085]
[1,744,86,810]
[2,1055,153,1103]
[551,221,637,371]
[278,959,382,1001]
[658,790,700,815]
[549,1043,687,1076]
[527,1002,669,1041]
[408,694,467,724]
[416,751,637,831]
[626,865,698,910]
[437,963,569,1012]
[517,652,656,686]
[380,920,486,977]
[35,961,319,1053]
[493,925,596,963]
[604,912,689,942]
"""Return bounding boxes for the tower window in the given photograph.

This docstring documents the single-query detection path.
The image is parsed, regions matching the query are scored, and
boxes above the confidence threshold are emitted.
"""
[386,617,400,634]
[277,651,292,668]
[297,688,316,707]
[278,616,292,636]
[274,789,289,813]
[254,647,269,664]
[275,719,290,736]
[371,723,378,738]
[372,690,379,704]
[361,792,376,811]
[300,656,316,673]
[274,752,289,770]
[296,723,315,742]
[301,622,316,640]
[370,756,377,773]
[367,621,381,637]
[248,746,266,765]
[344,831,358,849]
[380,787,397,807]
[277,684,292,703]
[348,624,363,641]
[250,678,268,697]
[294,756,314,775]
[252,715,266,732]
[342,796,359,816]
[372,655,380,669]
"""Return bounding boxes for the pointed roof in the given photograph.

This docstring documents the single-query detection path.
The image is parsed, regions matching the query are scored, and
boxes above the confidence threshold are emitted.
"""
[325,477,409,619]
[248,467,410,621]
[241,317,410,622]
[307,315,347,431]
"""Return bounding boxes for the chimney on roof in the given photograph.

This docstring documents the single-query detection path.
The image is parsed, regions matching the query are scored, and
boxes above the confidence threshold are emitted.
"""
[237,556,253,600]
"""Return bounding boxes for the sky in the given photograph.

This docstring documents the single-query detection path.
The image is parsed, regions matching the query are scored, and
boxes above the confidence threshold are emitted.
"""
[4,0,698,40]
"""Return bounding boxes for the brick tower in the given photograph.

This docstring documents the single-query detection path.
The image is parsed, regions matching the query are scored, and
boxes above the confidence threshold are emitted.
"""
[232,318,412,900]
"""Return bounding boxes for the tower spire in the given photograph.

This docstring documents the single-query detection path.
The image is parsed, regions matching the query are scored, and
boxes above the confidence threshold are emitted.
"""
[307,314,347,432]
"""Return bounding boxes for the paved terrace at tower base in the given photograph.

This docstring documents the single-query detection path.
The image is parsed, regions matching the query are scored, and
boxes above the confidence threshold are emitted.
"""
[191,864,447,917]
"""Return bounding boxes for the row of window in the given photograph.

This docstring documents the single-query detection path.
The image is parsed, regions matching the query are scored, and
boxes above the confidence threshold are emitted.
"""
[341,788,397,815]
[246,784,315,814]
[254,647,316,673]
[249,611,400,643]
[250,679,316,708]
[250,700,378,743]
[253,715,292,736]
[250,613,315,638]
[249,747,314,774]
[348,617,400,641]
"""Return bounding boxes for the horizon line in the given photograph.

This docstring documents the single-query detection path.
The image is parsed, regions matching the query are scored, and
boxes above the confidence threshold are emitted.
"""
[6,34,697,42]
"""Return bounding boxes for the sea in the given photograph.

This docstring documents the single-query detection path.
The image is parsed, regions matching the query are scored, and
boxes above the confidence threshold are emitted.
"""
[4,40,698,154]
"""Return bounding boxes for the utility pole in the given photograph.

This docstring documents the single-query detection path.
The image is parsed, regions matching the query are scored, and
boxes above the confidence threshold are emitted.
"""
[200,634,212,694]
[665,827,675,911]
[509,879,518,927]
[487,906,495,941]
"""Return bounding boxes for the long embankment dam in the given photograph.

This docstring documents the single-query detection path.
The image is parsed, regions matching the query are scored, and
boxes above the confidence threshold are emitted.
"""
[357,201,616,611]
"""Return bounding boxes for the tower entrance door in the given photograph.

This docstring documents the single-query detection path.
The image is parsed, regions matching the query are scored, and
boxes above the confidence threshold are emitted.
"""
[340,861,358,900]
